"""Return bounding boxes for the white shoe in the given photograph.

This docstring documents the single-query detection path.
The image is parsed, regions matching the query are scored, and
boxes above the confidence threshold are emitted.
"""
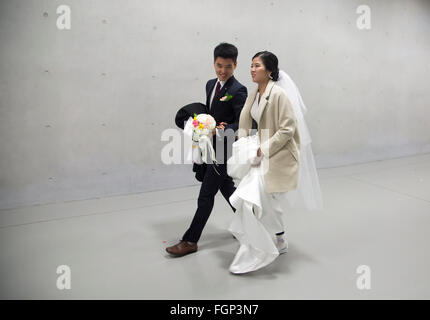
[276,234,288,254]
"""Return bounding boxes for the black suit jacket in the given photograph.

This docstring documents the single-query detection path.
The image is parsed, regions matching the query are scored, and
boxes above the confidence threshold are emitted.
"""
[206,75,247,163]
[192,75,247,181]
[205,75,247,133]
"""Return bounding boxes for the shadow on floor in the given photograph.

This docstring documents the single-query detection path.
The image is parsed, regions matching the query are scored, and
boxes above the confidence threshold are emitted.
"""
[151,213,319,276]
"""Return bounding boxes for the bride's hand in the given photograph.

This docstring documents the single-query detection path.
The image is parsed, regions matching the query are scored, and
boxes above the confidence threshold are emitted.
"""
[252,148,263,165]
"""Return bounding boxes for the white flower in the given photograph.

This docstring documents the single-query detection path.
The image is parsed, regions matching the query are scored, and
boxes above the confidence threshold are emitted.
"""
[196,114,216,130]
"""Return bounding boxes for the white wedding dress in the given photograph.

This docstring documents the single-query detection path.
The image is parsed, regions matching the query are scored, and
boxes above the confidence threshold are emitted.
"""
[227,70,324,274]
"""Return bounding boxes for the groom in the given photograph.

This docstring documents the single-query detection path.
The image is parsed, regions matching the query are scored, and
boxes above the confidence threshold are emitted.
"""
[166,43,248,257]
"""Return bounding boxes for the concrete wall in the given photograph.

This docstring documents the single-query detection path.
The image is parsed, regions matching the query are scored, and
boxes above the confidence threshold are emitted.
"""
[1,0,429,209]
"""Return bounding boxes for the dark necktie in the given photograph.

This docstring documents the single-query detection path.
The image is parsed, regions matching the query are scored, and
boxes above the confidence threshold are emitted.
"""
[211,81,222,109]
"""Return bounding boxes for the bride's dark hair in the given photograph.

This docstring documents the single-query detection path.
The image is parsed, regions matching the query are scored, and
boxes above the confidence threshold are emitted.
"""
[252,51,279,81]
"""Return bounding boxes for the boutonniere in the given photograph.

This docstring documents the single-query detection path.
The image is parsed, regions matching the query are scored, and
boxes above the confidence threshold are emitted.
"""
[220,92,233,102]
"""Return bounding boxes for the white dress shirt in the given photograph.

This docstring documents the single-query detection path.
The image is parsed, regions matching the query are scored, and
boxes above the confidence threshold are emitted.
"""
[250,91,261,123]
[209,79,226,109]
[250,91,263,164]
[210,79,226,138]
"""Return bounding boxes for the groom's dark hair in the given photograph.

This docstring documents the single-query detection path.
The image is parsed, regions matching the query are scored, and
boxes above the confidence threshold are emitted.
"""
[214,42,238,63]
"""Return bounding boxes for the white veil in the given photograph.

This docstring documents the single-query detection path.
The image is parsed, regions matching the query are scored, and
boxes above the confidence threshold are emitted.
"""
[276,70,324,211]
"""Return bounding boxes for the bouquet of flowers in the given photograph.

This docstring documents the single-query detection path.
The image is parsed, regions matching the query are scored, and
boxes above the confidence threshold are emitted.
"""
[191,113,216,140]
[184,113,217,164]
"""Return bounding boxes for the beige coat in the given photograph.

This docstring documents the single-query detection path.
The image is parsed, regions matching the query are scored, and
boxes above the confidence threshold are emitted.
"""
[238,80,300,193]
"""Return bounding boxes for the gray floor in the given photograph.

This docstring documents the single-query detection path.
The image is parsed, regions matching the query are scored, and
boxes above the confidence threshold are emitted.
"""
[1,153,430,299]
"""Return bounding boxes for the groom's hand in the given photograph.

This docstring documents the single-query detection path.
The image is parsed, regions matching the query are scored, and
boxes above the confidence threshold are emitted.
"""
[217,122,227,130]
[212,122,228,135]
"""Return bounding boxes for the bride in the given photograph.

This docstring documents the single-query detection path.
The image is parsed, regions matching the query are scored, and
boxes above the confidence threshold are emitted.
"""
[227,51,323,274]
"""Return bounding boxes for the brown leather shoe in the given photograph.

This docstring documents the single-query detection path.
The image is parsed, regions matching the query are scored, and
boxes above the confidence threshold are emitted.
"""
[166,240,198,257]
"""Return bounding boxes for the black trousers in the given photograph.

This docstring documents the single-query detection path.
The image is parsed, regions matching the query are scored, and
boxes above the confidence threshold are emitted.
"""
[182,163,236,243]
